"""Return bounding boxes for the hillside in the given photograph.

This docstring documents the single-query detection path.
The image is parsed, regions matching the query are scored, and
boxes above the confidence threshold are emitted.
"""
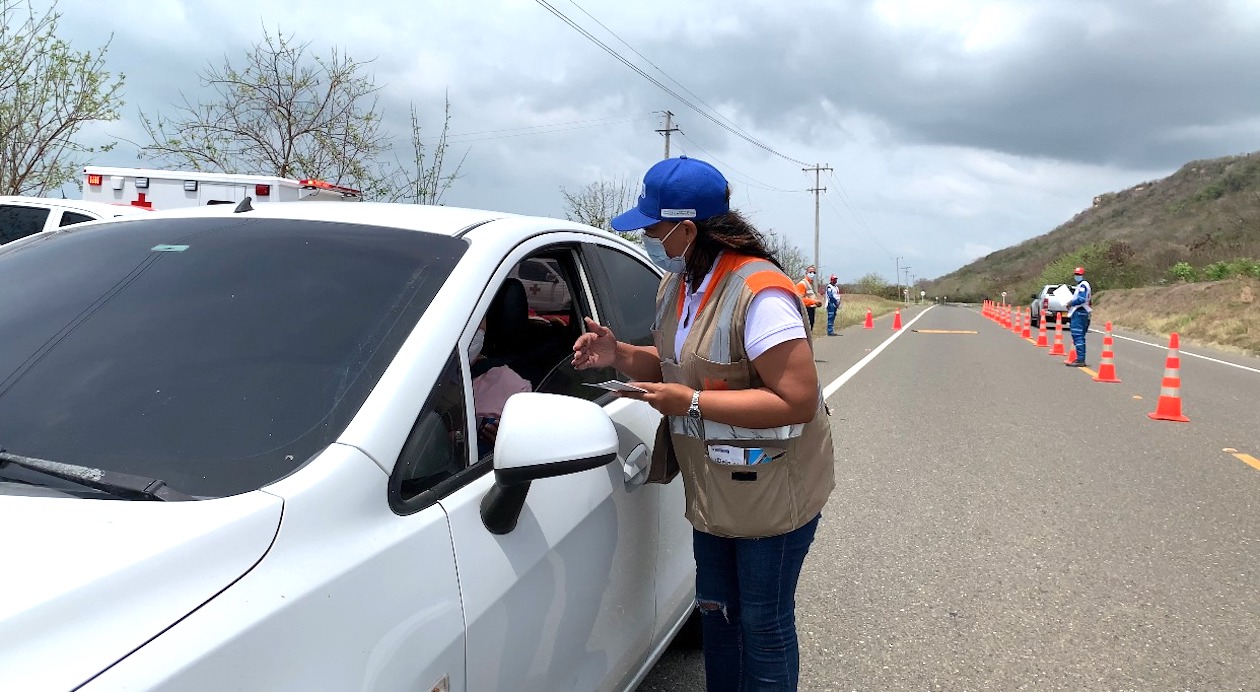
[1093,277,1259,355]
[924,151,1260,302]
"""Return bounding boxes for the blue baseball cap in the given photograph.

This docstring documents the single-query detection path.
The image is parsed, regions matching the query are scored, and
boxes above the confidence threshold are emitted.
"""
[610,156,730,231]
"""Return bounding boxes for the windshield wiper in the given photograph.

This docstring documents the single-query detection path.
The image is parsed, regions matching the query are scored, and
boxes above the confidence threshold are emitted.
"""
[0,448,194,501]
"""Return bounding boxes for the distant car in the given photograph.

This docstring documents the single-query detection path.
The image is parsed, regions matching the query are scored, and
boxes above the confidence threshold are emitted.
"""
[1029,283,1072,328]
[0,195,150,245]
[0,202,694,692]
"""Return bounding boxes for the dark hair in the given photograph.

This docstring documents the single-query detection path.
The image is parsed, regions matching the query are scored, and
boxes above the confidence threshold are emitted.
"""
[684,206,781,288]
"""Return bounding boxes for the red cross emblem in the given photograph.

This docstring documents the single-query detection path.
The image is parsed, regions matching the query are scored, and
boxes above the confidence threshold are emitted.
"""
[130,193,153,209]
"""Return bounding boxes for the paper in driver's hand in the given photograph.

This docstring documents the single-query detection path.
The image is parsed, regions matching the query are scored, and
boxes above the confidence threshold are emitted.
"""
[583,380,648,393]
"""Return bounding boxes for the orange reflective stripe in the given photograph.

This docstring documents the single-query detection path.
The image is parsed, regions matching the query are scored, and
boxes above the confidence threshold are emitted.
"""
[747,270,796,295]
[677,253,764,319]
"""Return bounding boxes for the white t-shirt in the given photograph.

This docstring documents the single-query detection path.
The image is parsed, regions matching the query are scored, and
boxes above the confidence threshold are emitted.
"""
[673,266,808,361]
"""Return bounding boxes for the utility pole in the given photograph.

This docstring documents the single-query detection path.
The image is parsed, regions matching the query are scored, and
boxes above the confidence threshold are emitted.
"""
[893,256,903,302]
[902,267,913,304]
[656,111,679,158]
[803,163,832,288]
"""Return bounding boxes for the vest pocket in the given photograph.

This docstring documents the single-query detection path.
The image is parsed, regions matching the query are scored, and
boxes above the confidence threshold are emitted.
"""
[699,441,796,537]
[684,354,752,392]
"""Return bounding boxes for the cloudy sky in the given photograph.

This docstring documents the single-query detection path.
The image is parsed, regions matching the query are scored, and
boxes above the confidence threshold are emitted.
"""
[53,0,1260,283]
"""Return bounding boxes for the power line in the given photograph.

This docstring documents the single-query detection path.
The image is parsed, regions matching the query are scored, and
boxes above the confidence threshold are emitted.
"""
[675,131,803,194]
[825,169,881,248]
[566,1,751,140]
[821,191,893,257]
[534,0,811,166]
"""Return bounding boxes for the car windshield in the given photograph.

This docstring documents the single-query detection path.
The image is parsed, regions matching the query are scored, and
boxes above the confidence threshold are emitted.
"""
[0,216,465,498]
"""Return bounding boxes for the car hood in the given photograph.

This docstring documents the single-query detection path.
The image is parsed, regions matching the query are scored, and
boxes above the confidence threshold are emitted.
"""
[0,491,283,691]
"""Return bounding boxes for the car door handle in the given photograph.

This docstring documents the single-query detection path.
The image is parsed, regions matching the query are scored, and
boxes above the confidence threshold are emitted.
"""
[622,443,649,489]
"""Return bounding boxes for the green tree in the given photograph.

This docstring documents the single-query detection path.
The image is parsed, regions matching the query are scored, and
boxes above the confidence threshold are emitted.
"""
[1169,262,1197,283]
[0,0,124,195]
[853,272,889,296]
[140,27,388,191]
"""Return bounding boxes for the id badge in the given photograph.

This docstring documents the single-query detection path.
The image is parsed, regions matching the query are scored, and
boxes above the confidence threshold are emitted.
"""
[707,444,776,466]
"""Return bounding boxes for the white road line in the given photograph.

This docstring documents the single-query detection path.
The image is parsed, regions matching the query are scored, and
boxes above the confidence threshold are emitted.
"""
[1088,329,1260,375]
[823,306,935,399]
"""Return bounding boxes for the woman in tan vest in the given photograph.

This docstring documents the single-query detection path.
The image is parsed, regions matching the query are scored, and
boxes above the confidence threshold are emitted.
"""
[573,156,836,691]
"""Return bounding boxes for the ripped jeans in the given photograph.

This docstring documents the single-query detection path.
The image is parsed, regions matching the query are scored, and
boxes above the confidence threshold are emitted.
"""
[692,514,820,692]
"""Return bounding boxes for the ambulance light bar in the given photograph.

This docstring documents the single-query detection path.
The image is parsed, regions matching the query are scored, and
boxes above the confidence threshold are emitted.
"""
[299,179,362,197]
[87,174,103,186]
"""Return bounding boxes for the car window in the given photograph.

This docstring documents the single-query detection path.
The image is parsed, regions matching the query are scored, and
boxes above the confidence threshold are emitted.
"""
[0,205,50,244]
[588,245,661,347]
[529,243,660,404]
[0,217,466,498]
[389,350,471,512]
[59,211,95,227]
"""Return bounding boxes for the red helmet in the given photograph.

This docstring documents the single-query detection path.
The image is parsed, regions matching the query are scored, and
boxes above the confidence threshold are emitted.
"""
[1074,267,1085,275]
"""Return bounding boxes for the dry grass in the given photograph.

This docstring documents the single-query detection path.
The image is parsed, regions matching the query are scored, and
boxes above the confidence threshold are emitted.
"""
[1093,278,1260,355]
[806,294,906,337]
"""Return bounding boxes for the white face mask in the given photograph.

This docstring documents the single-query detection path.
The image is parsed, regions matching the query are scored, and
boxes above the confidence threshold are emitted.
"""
[468,327,485,361]
[807,271,817,279]
[643,221,690,273]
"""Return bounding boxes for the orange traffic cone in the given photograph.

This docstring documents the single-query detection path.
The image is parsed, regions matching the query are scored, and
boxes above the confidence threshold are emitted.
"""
[1021,308,1032,339]
[863,309,873,329]
[1048,314,1066,356]
[891,309,902,330]
[1063,343,1077,364]
[1148,333,1189,422]
[1035,312,1049,347]
[1094,322,1121,383]
[1011,307,1022,334]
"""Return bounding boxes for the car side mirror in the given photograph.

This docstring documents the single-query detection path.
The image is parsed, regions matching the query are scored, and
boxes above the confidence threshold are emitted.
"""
[479,392,617,534]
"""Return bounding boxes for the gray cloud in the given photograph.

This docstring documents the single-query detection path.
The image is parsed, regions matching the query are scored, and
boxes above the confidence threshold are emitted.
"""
[41,0,1260,281]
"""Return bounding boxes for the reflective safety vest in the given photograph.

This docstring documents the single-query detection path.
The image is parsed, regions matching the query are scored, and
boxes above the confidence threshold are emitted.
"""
[796,278,821,307]
[652,252,836,538]
[1068,279,1092,316]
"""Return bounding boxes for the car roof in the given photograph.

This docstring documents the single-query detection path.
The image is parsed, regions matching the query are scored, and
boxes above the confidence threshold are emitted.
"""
[133,201,528,236]
[0,195,151,218]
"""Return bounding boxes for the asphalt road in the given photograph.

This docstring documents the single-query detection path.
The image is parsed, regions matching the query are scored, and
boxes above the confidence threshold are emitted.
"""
[639,304,1259,691]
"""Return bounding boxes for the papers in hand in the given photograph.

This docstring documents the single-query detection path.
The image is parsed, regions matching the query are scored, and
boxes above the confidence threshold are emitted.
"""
[583,380,648,393]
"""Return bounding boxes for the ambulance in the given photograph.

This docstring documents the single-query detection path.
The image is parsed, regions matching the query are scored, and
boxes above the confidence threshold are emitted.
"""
[81,166,362,210]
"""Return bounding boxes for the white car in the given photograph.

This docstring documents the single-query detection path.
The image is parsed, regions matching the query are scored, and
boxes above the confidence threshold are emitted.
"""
[0,202,694,691]
[0,195,150,245]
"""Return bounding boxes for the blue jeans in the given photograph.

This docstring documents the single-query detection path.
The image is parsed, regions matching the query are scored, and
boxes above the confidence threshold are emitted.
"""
[825,307,838,335]
[1070,310,1091,362]
[693,514,820,692]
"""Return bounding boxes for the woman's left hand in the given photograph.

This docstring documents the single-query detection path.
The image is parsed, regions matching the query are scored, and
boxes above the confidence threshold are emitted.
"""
[620,382,694,417]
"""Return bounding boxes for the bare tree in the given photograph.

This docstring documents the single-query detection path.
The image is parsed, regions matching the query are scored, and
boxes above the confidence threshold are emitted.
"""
[139,27,388,190]
[374,94,466,204]
[0,0,124,195]
[762,229,809,281]
[560,176,640,243]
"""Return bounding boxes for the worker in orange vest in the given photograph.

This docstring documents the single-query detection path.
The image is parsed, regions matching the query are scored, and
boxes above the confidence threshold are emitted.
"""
[796,265,821,331]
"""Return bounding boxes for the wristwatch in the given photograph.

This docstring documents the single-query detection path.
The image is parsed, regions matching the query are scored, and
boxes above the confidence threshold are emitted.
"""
[687,390,702,420]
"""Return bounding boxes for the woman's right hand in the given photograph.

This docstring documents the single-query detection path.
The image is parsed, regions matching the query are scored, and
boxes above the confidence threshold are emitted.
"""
[572,318,618,370]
